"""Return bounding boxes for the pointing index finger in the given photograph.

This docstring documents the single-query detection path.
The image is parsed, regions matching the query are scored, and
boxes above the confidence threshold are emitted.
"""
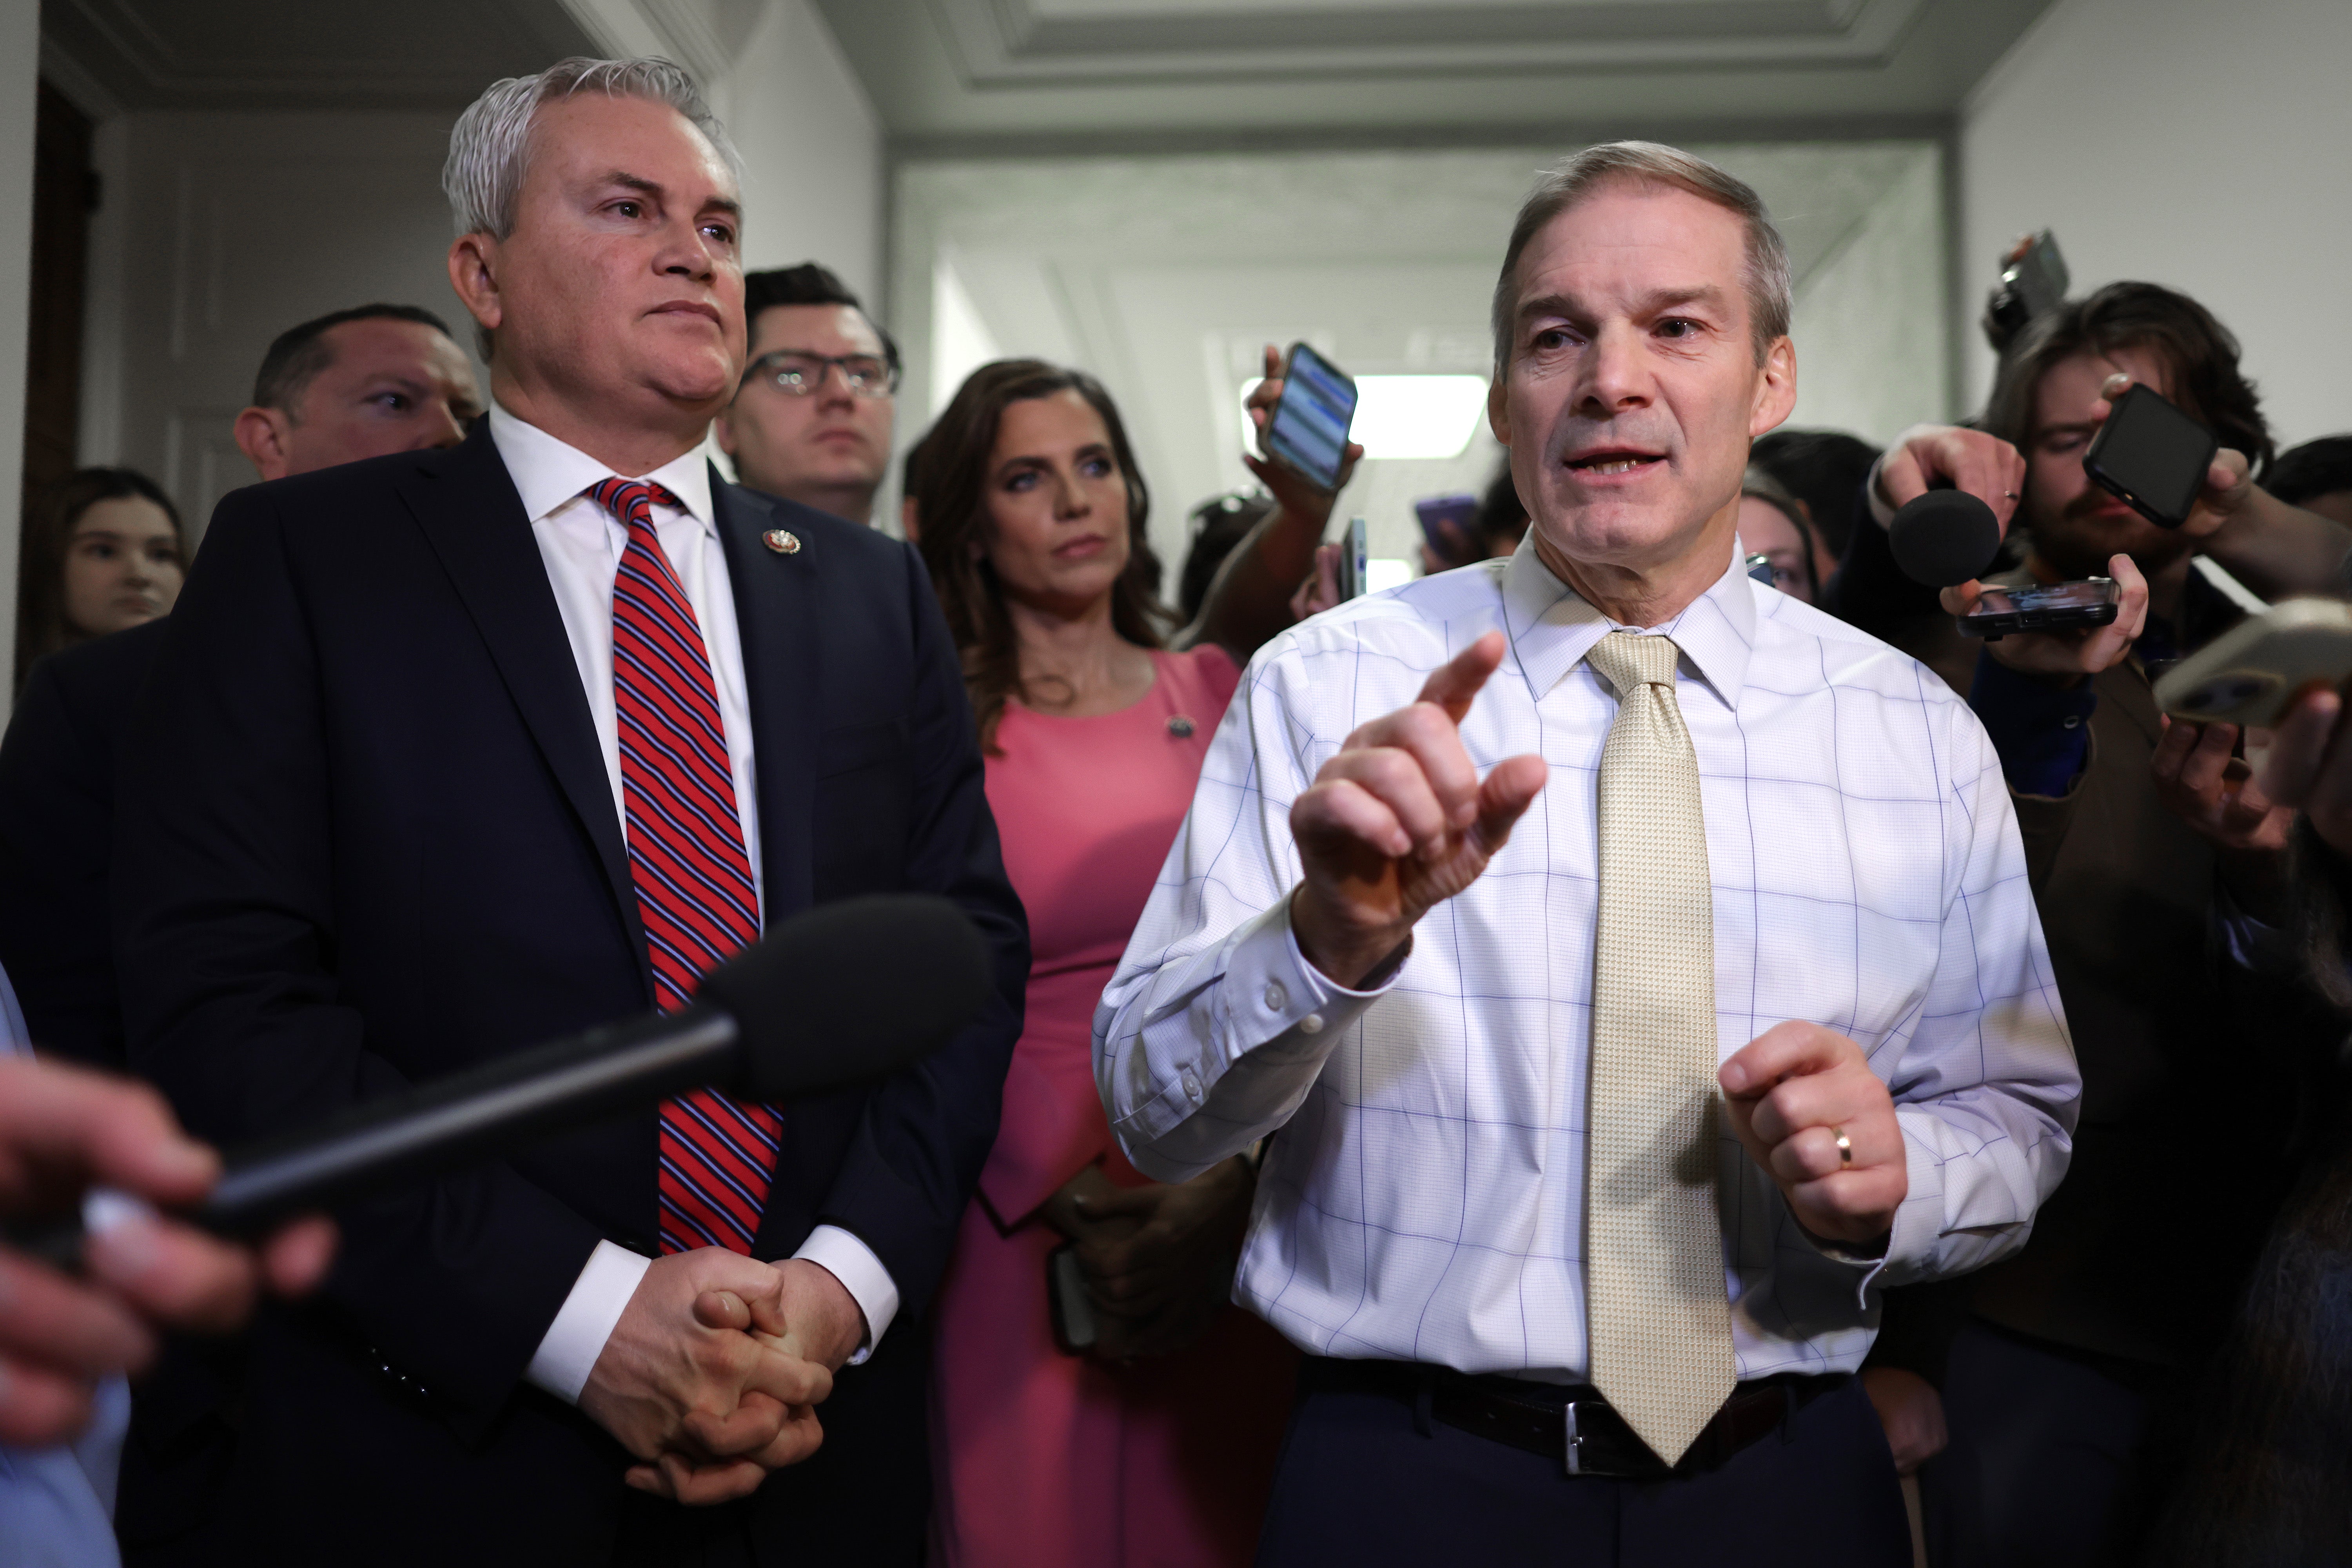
[1415,631,1508,725]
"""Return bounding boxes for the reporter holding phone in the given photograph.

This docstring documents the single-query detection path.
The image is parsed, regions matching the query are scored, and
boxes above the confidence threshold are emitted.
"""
[909,356,1357,1568]
[1099,143,2076,1566]
[1846,282,2352,1566]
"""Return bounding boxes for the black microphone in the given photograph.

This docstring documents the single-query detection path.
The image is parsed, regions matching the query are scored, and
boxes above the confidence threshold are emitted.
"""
[1887,487,2002,588]
[11,893,990,1267]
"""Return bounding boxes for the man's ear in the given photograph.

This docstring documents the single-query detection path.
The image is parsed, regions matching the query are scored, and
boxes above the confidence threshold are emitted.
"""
[233,406,295,482]
[1487,368,1513,449]
[448,232,504,342]
[1749,335,1797,438]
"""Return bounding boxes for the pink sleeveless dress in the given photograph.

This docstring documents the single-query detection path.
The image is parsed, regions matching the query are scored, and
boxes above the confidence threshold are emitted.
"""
[927,646,1298,1568]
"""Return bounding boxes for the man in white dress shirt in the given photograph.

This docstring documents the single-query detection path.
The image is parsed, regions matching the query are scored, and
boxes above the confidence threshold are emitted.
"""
[1096,142,2079,1564]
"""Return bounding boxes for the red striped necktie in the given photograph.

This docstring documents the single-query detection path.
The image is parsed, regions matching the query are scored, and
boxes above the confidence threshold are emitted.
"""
[591,476,780,1256]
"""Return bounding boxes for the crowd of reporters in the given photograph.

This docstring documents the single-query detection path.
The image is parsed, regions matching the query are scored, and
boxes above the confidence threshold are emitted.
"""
[6,52,2352,1568]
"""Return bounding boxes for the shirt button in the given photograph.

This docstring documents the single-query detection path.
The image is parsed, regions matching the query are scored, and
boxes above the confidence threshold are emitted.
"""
[1298,1012,1324,1035]
[1263,980,1288,1012]
[1181,1068,1202,1102]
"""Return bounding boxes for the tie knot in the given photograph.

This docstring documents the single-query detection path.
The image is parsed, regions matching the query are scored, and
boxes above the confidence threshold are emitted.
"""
[1587,631,1680,699]
[590,476,684,530]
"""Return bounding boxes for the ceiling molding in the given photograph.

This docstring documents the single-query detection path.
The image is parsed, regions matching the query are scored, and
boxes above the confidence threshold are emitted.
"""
[39,0,601,113]
[935,0,1932,87]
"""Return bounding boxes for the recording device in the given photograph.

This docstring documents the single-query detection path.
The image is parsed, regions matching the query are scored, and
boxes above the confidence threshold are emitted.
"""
[1887,487,2003,588]
[1744,553,1774,586]
[2153,598,2352,728]
[1264,343,1359,494]
[1415,493,1479,564]
[1957,578,2122,641]
[1047,1244,1098,1354]
[2083,383,2220,529]
[1983,230,2070,354]
[1336,516,1369,601]
[8,894,991,1269]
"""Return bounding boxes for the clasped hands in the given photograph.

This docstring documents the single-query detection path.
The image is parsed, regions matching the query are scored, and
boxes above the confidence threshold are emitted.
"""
[577,1250,864,1505]
[1287,633,1905,1245]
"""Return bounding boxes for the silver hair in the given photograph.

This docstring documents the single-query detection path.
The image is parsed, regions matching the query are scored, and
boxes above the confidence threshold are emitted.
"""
[1488,141,1793,372]
[442,56,744,240]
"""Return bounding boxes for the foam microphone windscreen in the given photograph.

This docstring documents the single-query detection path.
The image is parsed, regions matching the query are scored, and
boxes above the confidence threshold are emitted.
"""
[702,892,993,1100]
[1886,488,2002,588]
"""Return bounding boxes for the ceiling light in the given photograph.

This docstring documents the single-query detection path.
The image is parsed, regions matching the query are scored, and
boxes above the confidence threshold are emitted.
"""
[1239,374,1490,462]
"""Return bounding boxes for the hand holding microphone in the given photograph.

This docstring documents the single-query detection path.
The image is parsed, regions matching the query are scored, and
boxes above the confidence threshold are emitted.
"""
[1877,424,2149,680]
[0,1057,336,1446]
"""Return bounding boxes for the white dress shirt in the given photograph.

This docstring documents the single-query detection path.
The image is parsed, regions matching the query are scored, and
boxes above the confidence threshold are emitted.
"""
[1096,536,2081,1383]
[488,405,899,1401]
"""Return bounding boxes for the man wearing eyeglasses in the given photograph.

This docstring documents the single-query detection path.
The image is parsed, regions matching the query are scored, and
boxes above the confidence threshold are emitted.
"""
[716,263,900,526]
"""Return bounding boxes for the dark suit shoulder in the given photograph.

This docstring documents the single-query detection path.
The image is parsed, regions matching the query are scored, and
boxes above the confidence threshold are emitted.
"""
[19,615,170,724]
[719,481,908,564]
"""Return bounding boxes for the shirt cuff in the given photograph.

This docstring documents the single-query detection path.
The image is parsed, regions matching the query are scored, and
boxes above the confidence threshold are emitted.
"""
[792,1225,898,1365]
[1969,649,2097,797]
[1223,900,1407,1069]
[524,1240,651,1405]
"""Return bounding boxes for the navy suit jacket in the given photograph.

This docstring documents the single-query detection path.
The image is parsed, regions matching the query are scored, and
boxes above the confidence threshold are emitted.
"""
[112,421,1027,1564]
[0,615,169,1071]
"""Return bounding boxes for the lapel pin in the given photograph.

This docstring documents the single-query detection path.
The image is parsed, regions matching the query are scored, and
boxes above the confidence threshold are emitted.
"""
[763,529,802,555]
[1167,715,1196,737]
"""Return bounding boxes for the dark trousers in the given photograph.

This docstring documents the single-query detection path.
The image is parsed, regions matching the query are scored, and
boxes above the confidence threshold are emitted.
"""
[1255,1359,1911,1567]
[1922,1319,2157,1568]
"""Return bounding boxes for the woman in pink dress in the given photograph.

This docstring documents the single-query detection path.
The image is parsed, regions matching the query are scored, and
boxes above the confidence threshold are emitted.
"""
[911,356,1354,1568]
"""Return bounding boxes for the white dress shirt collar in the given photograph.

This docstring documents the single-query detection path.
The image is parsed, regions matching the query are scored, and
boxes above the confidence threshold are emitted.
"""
[1501,529,1759,709]
[488,401,716,532]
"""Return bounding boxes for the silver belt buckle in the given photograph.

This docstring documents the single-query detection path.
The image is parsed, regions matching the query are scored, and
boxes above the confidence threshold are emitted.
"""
[1563,1400,1584,1476]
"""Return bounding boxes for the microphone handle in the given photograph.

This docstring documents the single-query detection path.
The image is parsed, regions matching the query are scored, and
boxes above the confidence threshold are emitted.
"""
[6,1005,739,1270]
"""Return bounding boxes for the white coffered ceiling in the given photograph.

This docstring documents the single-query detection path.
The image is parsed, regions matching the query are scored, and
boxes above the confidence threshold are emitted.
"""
[43,0,2058,139]
[820,0,2058,147]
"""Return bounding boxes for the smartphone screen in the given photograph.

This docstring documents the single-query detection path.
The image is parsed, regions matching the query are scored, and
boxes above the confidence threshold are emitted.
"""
[1414,494,1478,560]
[2083,384,2218,528]
[1336,516,1368,601]
[1958,577,2122,639]
[1266,343,1357,493]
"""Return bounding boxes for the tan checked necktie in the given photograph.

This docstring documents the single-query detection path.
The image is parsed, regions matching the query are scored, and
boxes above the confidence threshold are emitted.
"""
[1583,631,1736,1466]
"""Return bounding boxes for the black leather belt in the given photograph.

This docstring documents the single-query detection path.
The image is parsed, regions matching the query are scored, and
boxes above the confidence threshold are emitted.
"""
[1303,1356,1845,1479]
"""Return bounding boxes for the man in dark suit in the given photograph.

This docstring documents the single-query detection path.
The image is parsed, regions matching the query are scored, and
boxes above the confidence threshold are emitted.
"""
[111,55,1026,1566]
[0,304,480,1078]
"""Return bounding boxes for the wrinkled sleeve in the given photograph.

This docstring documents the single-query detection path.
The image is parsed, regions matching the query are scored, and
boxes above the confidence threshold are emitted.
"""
[1876,696,2082,1288]
[1094,646,1398,1184]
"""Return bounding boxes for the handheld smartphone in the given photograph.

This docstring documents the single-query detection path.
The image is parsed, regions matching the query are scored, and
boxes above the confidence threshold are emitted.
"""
[1983,230,2069,352]
[1957,578,2121,641]
[1745,552,1774,587]
[1336,516,1369,601]
[2152,598,2352,728]
[1415,493,1478,564]
[1046,1244,1097,1355]
[1264,343,1358,494]
[2083,383,2218,530]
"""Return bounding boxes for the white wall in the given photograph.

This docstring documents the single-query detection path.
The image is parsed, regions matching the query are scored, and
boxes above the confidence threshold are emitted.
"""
[72,0,884,535]
[1959,0,2352,445]
[709,0,884,300]
[0,0,40,708]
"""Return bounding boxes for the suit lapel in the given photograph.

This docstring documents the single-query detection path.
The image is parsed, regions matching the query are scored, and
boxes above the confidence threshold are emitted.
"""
[713,471,820,925]
[399,424,653,998]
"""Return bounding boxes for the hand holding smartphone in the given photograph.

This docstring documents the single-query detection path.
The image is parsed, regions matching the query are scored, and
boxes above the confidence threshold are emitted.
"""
[2154,598,2352,728]
[2083,383,2220,530]
[1263,343,1359,495]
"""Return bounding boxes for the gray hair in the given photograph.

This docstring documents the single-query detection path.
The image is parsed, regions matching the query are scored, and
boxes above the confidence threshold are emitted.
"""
[442,56,744,240]
[1489,141,1792,372]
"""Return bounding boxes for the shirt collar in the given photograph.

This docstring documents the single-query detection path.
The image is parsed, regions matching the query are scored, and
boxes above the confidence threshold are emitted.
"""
[488,401,715,535]
[1500,530,1758,708]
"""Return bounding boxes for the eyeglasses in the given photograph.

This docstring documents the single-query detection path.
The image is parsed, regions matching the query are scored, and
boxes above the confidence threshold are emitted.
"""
[741,350,899,399]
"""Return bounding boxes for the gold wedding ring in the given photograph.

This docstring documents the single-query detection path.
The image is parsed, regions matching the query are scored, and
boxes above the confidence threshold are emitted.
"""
[1832,1126,1853,1168]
